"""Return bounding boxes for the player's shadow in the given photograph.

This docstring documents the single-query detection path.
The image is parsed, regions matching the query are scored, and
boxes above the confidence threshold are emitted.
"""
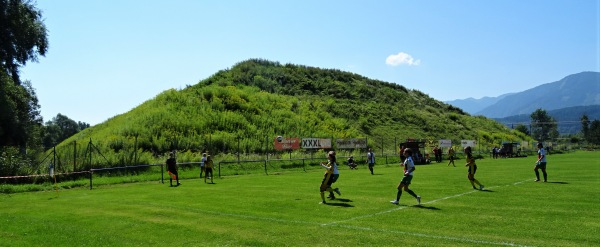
[324,198,354,207]
[324,202,354,207]
[414,205,440,210]
[480,189,495,192]
[333,198,353,203]
[547,181,568,184]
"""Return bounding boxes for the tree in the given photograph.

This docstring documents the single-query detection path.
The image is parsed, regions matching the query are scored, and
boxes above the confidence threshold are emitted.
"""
[0,0,47,150]
[588,120,600,145]
[0,73,42,148]
[42,114,90,149]
[581,114,590,143]
[514,124,529,135]
[0,0,48,85]
[530,108,558,142]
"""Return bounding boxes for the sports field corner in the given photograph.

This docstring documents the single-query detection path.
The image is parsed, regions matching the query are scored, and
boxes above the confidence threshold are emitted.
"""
[1,150,598,246]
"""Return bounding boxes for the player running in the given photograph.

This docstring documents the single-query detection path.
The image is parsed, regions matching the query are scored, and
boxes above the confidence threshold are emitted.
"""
[464,146,484,190]
[391,148,421,205]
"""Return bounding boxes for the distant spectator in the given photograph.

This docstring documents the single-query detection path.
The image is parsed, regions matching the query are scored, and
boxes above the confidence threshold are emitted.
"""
[367,148,375,175]
[347,156,357,169]
[166,151,180,187]
[435,146,443,163]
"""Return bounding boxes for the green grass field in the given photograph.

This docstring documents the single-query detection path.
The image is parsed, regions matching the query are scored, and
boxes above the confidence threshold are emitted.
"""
[1,151,598,246]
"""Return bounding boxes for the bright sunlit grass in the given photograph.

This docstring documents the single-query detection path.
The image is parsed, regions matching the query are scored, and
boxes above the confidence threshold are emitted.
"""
[1,151,598,246]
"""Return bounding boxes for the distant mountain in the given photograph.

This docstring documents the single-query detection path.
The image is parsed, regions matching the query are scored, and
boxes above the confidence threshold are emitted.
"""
[475,72,600,118]
[493,105,600,135]
[444,93,514,114]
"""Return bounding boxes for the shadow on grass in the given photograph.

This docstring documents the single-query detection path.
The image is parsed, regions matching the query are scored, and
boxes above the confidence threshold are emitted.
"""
[480,189,495,192]
[323,202,354,207]
[546,181,568,184]
[332,198,353,203]
[414,205,440,210]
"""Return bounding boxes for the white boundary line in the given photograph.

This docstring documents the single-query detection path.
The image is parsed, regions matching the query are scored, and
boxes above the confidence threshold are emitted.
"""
[334,224,532,247]
[149,179,535,247]
[325,178,531,226]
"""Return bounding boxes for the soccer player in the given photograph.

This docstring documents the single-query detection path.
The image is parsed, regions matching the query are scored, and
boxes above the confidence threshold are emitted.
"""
[319,151,338,204]
[367,148,375,175]
[534,143,548,182]
[391,148,421,205]
[327,151,342,199]
[204,155,214,184]
[447,147,456,167]
[464,146,484,190]
[200,153,207,178]
[166,151,180,187]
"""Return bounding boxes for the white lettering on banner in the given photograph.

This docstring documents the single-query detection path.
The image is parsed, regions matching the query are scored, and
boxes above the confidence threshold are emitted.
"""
[336,138,367,149]
[439,139,452,148]
[461,140,476,147]
[302,138,332,149]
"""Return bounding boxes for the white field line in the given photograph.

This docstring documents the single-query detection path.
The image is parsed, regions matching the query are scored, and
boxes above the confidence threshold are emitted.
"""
[333,224,533,247]
[324,178,531,226]
[149,179,534,247]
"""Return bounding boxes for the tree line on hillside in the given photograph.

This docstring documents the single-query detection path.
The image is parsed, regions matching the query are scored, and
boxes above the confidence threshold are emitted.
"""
[512,109,600,145]
[0,1,91,177]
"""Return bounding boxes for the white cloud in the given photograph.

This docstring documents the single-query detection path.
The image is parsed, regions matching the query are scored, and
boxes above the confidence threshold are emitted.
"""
[385,52,421,66]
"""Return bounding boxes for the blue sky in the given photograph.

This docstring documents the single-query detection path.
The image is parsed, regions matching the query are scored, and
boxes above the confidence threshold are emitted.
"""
[21,0,600,125]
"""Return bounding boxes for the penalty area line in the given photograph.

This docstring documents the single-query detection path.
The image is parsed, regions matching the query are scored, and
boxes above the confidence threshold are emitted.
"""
[331,224,535,247]
[324,178,531,226]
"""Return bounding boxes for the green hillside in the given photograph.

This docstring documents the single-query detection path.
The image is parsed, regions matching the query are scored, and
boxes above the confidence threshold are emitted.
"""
[55,59,529,169]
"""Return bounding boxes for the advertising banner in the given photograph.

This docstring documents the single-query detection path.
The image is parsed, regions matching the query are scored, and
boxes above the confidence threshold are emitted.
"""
[461,140,477,148]
[439,139,452,148]
[302,138,332,149]
[336,138,367,149]
[273,137,300,151]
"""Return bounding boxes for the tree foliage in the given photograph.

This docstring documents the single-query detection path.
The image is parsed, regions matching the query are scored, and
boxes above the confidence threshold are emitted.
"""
[530,108,558,142]
[0,0,48,85]
[514,124,529,136]
[581,114,590,142]
[42,113,89,149]
[0,72,42,148]
[0,0,47,150]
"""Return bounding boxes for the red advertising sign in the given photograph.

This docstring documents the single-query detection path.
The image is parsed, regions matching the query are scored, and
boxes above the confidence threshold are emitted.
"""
[274,137,300,151]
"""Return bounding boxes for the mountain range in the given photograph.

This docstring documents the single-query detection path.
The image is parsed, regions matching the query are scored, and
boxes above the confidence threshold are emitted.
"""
[446,71,600,118]
[445,71,600,134]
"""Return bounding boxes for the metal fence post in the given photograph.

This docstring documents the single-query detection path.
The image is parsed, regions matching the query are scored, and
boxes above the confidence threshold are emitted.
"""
[264,160,268,175]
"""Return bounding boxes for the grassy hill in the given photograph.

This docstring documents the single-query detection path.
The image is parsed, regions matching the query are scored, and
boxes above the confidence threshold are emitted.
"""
[55,59,530,169]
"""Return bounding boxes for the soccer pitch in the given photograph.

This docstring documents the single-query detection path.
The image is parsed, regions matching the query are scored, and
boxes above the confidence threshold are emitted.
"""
[1,151,598,246]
